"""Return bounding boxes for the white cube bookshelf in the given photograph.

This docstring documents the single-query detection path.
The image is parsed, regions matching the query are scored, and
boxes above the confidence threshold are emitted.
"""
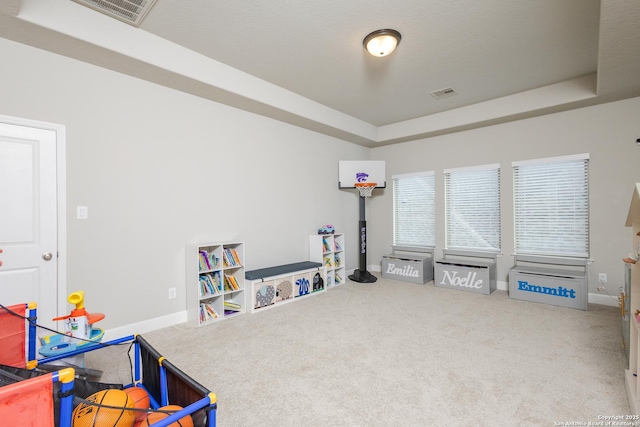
[186,242,245,326]
[309,233,345,288]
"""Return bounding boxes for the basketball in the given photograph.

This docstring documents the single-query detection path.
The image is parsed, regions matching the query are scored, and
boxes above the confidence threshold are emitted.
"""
[124,386,151,421]
[137,405,193,427]
[72,389,135,427]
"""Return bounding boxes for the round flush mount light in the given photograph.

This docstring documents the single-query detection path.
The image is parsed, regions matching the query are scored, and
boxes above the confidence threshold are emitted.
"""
[363,29,402,57]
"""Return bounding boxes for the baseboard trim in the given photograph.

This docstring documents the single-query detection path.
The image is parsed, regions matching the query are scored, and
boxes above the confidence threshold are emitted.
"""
[588,292,619,307]
[103,310,187,341]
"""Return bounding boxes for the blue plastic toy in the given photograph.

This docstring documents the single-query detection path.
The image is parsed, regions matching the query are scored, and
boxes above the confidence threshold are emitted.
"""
[317,224,335,234]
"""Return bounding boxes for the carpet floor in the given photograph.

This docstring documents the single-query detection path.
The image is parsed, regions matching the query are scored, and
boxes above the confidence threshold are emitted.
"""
[91,274,630,426]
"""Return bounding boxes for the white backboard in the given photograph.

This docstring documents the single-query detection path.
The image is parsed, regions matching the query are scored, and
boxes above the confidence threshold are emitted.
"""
[338,160,386,188]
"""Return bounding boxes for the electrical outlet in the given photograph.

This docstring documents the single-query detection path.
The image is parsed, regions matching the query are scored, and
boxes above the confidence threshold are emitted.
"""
[597,286,606,292]
[168,287,176,299]
[598,273,607,284]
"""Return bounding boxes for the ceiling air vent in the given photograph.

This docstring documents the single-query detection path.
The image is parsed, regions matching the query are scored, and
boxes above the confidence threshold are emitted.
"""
[72,0,157,27]
[430,87,458,100]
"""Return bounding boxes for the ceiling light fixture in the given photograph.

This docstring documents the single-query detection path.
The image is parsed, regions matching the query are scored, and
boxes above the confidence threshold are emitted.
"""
[363,29,402,57]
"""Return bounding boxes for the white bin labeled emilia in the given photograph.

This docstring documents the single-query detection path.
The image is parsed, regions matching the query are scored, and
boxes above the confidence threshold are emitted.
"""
[434,250,497,295]
[508,255,588,311]
[381,247,434,284]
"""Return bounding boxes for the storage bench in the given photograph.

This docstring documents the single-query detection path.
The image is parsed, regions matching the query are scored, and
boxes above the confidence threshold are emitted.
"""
[381,246,434,284]
[434,250,497,295]
[509,255,588,310]
[245,261,326,313]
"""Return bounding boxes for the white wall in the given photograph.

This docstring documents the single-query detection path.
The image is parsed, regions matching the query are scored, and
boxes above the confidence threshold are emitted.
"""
[2,35,638,332]
[0,38,369,330]
[370,96,640,298]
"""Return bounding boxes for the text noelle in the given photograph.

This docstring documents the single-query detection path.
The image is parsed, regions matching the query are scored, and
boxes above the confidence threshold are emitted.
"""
[517,280,576,298]
[439,270,483,289]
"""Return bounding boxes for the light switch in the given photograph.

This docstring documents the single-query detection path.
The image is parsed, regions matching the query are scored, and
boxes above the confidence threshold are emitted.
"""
[77,206,88,220]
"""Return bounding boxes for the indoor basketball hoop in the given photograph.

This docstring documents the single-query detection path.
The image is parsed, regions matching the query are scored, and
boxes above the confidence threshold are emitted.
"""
[354,182,377,198]
[339,161,386,284]
[350,181,378,283]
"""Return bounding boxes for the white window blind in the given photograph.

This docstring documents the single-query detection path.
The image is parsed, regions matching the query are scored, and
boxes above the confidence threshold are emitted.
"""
[444,164,500,251]
[392,171,435,247]
[513,154,589,257]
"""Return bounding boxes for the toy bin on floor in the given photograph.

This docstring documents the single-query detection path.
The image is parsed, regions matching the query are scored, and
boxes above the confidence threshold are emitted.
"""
[0,365,75,427]
[0,302,217,427]
[508,255,588,310]
[434,250,497,295]
[381,246,434,284]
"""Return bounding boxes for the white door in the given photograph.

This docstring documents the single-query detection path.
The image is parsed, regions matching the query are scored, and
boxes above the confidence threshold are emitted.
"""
[0,122,58,330]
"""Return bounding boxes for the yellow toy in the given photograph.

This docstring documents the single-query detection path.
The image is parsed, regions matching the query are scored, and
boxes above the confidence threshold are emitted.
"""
[39,291,105,357]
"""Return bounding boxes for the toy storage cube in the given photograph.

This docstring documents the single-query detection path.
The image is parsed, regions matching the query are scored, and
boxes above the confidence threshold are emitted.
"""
[294,272,312,297]
[381,254,433,284]
[509,266,587,310]
[245,262,325,313]
[275,277,294,304]
[434,259,496,295]
[253,279,276,310]
[310,270,327,293]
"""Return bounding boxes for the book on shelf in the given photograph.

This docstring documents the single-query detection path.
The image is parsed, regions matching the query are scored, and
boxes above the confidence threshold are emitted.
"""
[223,248,242,268]
[199,276,213,297]
[223,300,242,316]
[213,271,223,292]
[231,249,241,265]
[199,250,211,271]
[208,252,220,270]
[334,255,342,267]
[223,301,242,311]
[200,301,219,322]
[199,271,222,297]
[222,250,231,267]
[224,275,240,291]
[322,238,330,252]
[335,273,343,284]
[323,256,332,268]
[335,241,342,251]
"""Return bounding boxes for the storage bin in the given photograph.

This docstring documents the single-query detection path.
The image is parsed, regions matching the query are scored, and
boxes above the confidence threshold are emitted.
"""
[435,257,496,295]
[382,253,433,284]
[509,265,587,310]
[508,255,588,311]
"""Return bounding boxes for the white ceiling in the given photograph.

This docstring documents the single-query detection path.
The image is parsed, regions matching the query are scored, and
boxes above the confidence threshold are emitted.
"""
[0,0,639,147]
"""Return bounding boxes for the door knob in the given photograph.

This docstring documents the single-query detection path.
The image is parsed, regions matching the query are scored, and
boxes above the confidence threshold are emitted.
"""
[42,252,53,261]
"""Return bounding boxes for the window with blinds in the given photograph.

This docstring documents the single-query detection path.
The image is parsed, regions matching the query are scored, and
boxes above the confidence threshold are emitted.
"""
[513,154,589,257]
[444,164,500,251]
[392,171,435,247]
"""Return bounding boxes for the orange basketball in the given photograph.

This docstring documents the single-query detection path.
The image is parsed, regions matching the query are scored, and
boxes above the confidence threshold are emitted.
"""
[137,405,193,427]
[72,389,135,427]
[124,386,151,421]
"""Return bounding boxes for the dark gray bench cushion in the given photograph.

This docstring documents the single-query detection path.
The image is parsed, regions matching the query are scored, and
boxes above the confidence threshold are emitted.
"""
[245,261,322,281]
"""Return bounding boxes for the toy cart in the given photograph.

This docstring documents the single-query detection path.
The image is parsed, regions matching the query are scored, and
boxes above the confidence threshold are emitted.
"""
[0,302,217,427]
